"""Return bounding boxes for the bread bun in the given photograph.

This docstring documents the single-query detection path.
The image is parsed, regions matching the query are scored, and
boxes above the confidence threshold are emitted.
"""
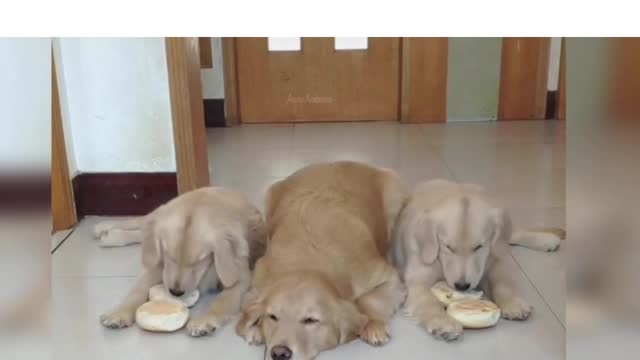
[446,299,500,329]
[431,281,483,306]
[135,300,189,332]
[149,285,199,308]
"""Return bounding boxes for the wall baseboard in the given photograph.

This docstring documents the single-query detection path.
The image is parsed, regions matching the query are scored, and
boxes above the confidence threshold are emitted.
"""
[545,90,558,119]
[72,172,177,218]
[203,99,226,127]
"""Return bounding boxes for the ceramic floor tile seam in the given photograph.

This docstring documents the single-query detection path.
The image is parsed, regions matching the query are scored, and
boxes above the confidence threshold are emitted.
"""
[51,226,79,255]
[53,274,138,279]
[411,124,459,183]
[509,252,565,330]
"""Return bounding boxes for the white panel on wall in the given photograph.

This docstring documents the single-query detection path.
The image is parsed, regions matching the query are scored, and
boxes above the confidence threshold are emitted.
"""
[0,38,50,172]
[548,37,562,91]
[335,37,368,50]
[447,38,502,122]
[201,37,225,99]
[57,38,176,173]
[268,37,301,51]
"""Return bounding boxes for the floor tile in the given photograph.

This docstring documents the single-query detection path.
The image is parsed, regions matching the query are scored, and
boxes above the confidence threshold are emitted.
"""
[53,217,143,277]
[52,228,73,252]
[53,255,564,360]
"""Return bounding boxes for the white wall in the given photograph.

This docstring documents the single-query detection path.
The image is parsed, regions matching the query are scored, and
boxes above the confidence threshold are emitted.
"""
[56,38,176,173]
[0,38,50,172]
[201,37,225,99]
[548,37,562,91]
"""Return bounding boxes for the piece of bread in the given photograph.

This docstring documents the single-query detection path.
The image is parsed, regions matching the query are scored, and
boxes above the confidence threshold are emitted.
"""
[149,285,199,308]
[431,281,483,306]
[135,300,189,332]
[446,299,500,329]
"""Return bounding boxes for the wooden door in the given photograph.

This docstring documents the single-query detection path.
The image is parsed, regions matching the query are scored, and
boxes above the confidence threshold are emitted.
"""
[498,38,550,120]
[234,37,400,123]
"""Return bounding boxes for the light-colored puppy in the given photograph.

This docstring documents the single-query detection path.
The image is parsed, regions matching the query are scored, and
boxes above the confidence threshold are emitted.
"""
[236,162,407,360]
[96,187,266,337]
[390,179,563,341]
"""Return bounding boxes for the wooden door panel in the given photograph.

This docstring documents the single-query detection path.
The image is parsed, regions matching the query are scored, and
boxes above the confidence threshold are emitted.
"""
[400,37,448,123]
[236,37,400,123]
[498,38,550,120]
[557,38,566,120]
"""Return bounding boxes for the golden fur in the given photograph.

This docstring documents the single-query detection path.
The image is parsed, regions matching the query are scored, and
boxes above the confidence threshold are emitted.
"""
[236,162,407,360]
[96,187,266,337]
[391,179,563,341]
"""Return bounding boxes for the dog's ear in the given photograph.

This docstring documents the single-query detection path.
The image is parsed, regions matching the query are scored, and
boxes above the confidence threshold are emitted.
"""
[142,221,162,268]
[412,212,439,264]
[213,229,250,287]
[336,299,368,344]
[489,208,512,257]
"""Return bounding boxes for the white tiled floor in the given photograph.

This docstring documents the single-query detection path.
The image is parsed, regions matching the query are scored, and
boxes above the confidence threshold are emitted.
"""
[53,120,565,360]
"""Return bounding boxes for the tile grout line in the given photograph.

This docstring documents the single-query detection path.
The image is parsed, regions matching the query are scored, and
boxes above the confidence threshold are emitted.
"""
[510,251,565,329]
[419,124,459,182]
[54,275,138,279]
[51,226,78,255]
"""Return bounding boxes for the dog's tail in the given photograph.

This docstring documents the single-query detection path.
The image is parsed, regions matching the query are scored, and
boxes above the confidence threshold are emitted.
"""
[93,216,147,247]
[510,227,565,252]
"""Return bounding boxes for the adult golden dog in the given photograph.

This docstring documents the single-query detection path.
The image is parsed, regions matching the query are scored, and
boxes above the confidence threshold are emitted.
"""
[390,179,564,341]
[96,187,266,337]
[236,162,407,360]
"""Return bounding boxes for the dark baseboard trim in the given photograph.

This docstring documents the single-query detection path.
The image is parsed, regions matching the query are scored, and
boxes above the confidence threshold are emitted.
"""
[203,99,226,127]
[0,174,49,211]
[545,90,558,120]
[72,172,178,218]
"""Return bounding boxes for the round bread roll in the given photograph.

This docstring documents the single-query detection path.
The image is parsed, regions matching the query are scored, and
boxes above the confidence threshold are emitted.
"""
[446,299,500,329]
[149,285,200,308]
[135,300,189,332]
[431,281,483,306]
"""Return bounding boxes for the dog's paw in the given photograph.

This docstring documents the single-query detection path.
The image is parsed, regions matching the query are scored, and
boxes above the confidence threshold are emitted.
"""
[423,315,463,341]
[244,326,264,346]
[100,308,135,329]
[93,221,117,239]
[186,315,223,337]
[500,297,533,321]
[360,320,390,346]
[537,233,562,252]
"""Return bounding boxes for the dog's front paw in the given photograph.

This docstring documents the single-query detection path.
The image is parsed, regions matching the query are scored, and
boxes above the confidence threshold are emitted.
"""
[540,234,561,252]
[100,308,135,329]
[186,315,223,337]
[360,320,390,346]
[93,221,117,239]
[500,297,533,320]
[244,326,264,346]
[422,314,463,341]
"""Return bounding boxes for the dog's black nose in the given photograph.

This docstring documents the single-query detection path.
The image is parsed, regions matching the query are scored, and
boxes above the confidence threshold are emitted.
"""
[169,288,185,297]
[271,345,292,360]
[454,282,470,291]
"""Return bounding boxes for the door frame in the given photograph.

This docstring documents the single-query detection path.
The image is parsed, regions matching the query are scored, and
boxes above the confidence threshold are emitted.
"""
[165,37,210,193]
[52,49,77,232]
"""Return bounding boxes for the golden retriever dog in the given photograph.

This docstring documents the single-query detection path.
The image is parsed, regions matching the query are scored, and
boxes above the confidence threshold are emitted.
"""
[390,179,564,341]
[96,187,266,337]
[236,161,407,360]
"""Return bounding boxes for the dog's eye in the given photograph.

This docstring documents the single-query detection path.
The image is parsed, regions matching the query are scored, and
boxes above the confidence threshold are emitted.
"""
[473,244,483,252]
[302,317,319,325]
[445,244,456,253]
[268,314,278,322]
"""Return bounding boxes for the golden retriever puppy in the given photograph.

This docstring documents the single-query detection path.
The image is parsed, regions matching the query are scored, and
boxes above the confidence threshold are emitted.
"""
[236,161,407,360]
[96,187,266,337]
[390,179,563,341]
